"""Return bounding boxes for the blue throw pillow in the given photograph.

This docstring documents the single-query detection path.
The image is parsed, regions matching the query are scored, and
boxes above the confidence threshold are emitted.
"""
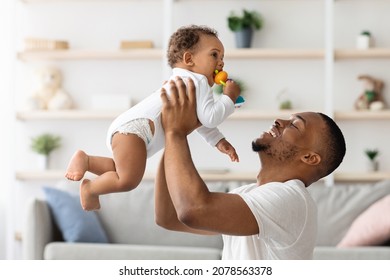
[43,187,108,243]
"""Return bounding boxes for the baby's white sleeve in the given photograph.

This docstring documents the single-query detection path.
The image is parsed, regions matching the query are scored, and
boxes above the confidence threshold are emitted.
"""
[196,126,225,147]
[196,80,235,128]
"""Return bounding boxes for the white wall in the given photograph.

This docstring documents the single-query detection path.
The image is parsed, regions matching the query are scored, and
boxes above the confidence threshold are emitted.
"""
[5,0,390,259]
[0,0,16,260]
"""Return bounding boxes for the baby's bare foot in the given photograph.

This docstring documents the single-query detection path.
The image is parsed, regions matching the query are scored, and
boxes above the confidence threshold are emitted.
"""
[80,179,101,211]
[65,150,88,181]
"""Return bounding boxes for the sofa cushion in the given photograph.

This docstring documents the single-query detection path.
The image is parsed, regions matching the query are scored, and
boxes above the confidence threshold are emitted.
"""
[44,242,221,260]
[308,180,390,246]
[97,181,225,249]
[337,194,390,247]
[44,187,108,243]
[313,246,390,260]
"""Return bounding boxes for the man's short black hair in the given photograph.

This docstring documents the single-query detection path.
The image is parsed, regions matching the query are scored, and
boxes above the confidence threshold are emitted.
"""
[317,112,346,176]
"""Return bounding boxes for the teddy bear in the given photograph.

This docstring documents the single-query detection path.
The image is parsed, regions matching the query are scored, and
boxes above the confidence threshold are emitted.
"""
[355,75,386,111]
[26,66,74,110]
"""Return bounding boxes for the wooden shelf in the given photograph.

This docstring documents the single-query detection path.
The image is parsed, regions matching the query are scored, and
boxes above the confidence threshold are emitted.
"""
[334,110,390,120]
[16,110,122,121]
[334,171,390,182]
[22,0,140,2]
[16,169,390,183]
[15,109,304,121]
[228,109,300,120]
[15,170,257,182]
[17,49,164,61]
[335,48,390,59]
[16,170,66,181]
[18,48,390,61]
[17,48,326,61]
[225,49,324,59]
[19,109,390,121]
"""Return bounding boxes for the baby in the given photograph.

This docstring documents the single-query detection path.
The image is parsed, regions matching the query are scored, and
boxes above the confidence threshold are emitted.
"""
[65,25,241,210]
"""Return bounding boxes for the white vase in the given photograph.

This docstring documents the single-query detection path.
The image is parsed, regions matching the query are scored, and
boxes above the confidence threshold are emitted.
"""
[37,154,49,170]
[367,160,379,172]
[356,35,372,49]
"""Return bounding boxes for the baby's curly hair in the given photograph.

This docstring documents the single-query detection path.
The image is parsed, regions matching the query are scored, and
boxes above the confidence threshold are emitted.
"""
[167,25,218,68]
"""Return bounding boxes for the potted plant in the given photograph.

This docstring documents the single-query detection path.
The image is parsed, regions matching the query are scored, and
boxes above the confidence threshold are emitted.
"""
[31,133,61,170]
[365,148,379,171]
[357,30,372,49]
[277,88,293,110]
[227,9,263,48]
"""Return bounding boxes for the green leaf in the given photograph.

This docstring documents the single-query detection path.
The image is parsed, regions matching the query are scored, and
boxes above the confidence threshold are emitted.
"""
[31,133,61,155]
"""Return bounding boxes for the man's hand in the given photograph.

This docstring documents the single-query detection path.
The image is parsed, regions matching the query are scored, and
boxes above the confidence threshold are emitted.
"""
[160,77,201,137]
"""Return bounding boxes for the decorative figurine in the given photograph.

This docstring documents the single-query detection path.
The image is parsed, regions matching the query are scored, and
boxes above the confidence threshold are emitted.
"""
[355,75,385,111]
[26,66,74,110]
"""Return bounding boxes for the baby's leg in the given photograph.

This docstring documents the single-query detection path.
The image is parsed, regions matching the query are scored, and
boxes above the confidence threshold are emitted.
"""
[80,133,147,210]
[80,178,99,210]
[65,150,89,181]
[65,150,115,181]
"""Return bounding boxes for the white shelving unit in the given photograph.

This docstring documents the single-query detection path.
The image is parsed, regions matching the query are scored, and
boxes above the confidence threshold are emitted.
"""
[8,0,390,262]
[14,0,390,183]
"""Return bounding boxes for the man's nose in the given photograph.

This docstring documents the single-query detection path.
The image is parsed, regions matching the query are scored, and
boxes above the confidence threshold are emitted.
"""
[274,118,287,127]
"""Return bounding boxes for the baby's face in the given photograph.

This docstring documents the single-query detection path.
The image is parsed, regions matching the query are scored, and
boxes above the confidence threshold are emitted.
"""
[190,35,225,87]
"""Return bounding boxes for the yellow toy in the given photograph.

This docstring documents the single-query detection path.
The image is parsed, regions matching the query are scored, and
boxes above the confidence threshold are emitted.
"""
[214,70,229,86]
[214,70,245,107]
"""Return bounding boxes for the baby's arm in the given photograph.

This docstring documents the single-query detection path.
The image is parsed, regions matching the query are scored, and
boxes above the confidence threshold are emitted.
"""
[216,138,239,162]
[222,79,241,104]
[196,80,239,128]
[195,126,239,162]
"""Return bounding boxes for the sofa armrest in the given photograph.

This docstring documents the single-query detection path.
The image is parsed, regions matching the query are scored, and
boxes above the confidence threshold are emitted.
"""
[23,199,55,259]
[314,246,390,260]
[44,243,222,260]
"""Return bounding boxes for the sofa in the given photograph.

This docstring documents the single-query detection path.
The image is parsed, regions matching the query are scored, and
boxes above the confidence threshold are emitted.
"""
[23,179,390,260]
[23,181,226,260]
[309,179,390,259]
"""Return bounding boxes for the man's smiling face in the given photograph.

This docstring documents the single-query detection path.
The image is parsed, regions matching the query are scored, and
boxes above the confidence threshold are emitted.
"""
[252,112,324,163]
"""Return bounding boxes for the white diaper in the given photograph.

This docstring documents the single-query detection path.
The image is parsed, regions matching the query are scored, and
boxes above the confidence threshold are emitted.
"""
[114,118,153,146]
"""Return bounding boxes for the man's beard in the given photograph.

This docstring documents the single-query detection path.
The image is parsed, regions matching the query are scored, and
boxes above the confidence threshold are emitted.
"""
[252,140,269,152]
[252,139,299,161]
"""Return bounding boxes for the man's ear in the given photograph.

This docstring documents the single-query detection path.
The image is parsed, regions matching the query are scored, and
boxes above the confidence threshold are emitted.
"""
[301,152,321,166]
[183,51,194,66]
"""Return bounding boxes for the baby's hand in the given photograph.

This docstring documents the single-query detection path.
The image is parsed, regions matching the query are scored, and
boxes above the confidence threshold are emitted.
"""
[223,80,241,104]
[216,138,239,162]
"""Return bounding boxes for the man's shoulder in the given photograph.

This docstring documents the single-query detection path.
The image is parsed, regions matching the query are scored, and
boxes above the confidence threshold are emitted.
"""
[229,183,259,194]
[231,180,306,197]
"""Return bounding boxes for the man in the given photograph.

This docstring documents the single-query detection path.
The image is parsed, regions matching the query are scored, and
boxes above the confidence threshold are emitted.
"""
[155,77,346,259]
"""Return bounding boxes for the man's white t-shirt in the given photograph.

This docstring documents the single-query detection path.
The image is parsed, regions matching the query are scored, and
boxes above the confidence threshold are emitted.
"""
[222,179,317,260]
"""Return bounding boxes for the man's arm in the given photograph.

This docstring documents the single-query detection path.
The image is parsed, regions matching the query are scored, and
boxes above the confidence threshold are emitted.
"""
[154,153,216,235]
[160,77,258,236]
